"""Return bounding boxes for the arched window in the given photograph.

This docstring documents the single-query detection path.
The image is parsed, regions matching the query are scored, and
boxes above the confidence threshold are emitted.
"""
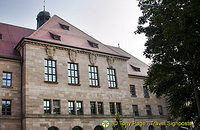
[72,126,83,130]
[48,126,59,130]
[94,125,104,130]
[161,125,166,130]
[135,126,141,130]
[148,125,154,130]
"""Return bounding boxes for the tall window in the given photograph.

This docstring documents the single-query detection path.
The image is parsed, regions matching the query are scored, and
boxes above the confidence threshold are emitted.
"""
[76,101,83,115]
[88,66,99,86]
[97,102,104,115]
[2,100,11,115]
[44,100,51,114]
[90,102,96,115]
[2,72,12,87]
[146,105,152,116]
[130,85,136,97]
[68,63,79,84]
[132,105,139,116]
[158,105,163,115]
[68,101,75,115]
[109,102,115,115]
[53,100,60,114]
[116,103,122,115]
[143,86,149,97]
[44,59,57,82]
[107,68,117,88]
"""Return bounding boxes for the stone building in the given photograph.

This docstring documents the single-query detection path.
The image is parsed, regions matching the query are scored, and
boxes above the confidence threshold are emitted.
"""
[0,10,171,130]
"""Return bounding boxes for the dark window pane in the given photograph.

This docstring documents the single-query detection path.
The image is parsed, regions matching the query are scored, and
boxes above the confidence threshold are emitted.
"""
[158,105,163,115]
[133,105,139,116]
[143,86,149,97]
[130,85,136,96]
[110,102,115,115]
[97,102,104,115]
[116,103,122,115]
[2,100,11,115]
[146,105,152,116]
[90,102,96,115]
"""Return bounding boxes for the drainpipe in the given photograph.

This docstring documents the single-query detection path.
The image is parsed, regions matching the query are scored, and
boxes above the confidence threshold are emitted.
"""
[20,47,24,130]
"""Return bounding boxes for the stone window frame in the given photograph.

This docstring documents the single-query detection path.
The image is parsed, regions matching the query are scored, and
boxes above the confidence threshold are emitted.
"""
[158,105,163,115]
[116,102,122,115]
[88,65,100,87]
[2,71,12,87]
[107,68,117,88]
[2,99,11,115]
[44,99,51,114]
[68,101,75,115]
[44,59,57,83]
[53,100,60,115]
[109,102,115,115]
[143,86,150,98]
[132,105,139,116]
[68,62,80,85]
[76,101,83,115]
[97,102,104,115]
[90,101,97,115]
[130,85,136,97]
[146,105,152,116]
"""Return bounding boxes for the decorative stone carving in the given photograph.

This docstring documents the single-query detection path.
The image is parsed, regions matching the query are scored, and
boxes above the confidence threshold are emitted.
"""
[89,53,97,65]
[107,56,115,68]
[46,46,56,59]
[69,49,77,63]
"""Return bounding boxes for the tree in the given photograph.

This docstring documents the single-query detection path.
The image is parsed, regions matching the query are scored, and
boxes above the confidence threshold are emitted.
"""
[112,113,130,130]
[135,0,200,128]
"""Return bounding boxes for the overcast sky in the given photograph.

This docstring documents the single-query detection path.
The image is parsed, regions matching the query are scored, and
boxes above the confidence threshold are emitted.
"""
[0,0,151,64]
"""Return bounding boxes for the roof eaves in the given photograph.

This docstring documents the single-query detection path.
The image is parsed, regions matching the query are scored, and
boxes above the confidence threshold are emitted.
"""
[16,37,130,59]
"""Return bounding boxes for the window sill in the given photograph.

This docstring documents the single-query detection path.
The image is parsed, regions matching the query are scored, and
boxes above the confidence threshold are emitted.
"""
[1,86,12,88]
[68,83,81,86]
[131,95,137,97]
[44,81,58,84]
[108,87,118,89]
[89,85,101,88]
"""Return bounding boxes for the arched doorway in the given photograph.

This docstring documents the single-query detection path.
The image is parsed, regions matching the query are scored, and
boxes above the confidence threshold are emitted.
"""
[94,125,104,130]
[148,125,154,130]
[72,126,83,130]
[135,126,141,130]
[48,126,59,130]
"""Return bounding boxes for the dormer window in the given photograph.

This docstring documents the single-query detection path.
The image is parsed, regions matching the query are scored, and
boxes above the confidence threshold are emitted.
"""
[0,34,2,40]
[49,32,61,41]
[60,24,69,31]
[130,64,141,72]
[88,41,99,48]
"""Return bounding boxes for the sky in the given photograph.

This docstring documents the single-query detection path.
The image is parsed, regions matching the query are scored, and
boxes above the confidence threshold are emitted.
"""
[0,0,151,64]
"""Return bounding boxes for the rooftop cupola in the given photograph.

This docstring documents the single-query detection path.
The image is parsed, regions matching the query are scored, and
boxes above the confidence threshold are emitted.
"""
[36,0,50,29]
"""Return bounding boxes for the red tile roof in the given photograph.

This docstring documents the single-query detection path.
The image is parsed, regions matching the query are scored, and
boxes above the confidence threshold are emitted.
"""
[106,45,149,77]
[0,23,35,60]
[28,15,129,58]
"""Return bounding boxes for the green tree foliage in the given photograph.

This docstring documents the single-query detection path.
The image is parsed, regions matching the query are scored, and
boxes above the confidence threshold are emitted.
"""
[112,113,130,130]
[135,0,200,128]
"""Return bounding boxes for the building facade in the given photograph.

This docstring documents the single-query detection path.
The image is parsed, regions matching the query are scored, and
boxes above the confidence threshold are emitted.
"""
[0,11,172,130]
